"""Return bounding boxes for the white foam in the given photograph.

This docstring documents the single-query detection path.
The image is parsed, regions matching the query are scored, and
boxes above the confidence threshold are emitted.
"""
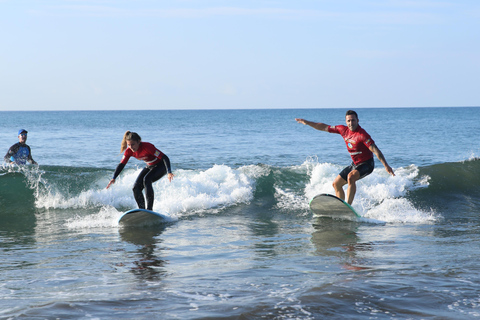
[363,198,436,223]
[64,205,179,230]
[32,160,439,227]
[156,165,254,216]
[277,160,437,224]
[41,164,256,218]
[464,154,480,163]
[304,161,342,200]
[65,206,122,229]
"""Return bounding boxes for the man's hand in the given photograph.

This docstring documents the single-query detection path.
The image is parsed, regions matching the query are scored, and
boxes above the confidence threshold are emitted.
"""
[295,118,307,125]
[295,118,329,131]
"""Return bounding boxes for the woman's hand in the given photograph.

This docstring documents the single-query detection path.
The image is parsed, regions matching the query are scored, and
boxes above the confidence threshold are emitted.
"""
[106,179,115,189]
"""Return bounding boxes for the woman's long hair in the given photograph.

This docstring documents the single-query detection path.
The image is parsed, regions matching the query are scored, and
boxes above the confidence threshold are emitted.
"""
[120,131,141,154]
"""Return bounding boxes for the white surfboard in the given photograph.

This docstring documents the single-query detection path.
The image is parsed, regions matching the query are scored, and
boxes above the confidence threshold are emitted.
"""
[309,193,360,219]
[118,208,170,227]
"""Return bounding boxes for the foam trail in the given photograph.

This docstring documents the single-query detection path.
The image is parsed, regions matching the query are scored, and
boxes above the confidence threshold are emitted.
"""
[158,165,255,216]
[276,160,437,224]
[357,165,436,223]
[65,206,123,229]
[37,165,255,212]
[61,165,258,229]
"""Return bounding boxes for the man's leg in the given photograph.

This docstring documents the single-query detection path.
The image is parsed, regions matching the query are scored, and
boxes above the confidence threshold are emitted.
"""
[346,170,361,205]
[332,175,347,201]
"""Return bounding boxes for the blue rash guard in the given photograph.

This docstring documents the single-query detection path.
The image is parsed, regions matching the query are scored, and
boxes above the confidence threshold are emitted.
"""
[4,143,36,165]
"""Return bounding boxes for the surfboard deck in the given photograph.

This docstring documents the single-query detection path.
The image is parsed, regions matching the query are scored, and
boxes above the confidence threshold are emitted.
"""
[118,208,169,227]
[309,193,360,219]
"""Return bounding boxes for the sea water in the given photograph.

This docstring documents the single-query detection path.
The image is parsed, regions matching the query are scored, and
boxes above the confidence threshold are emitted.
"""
[0,107,479,319]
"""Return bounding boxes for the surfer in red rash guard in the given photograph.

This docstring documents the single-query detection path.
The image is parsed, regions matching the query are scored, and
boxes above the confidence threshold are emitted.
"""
[106,131,174,210]
[295,110,395,205]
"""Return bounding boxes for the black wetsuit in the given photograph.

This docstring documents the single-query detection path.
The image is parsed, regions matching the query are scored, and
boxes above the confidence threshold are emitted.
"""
[4,143,35,165]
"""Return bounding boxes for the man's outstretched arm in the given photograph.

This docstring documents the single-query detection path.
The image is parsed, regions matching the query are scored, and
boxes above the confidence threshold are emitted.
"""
[295,118,330,132]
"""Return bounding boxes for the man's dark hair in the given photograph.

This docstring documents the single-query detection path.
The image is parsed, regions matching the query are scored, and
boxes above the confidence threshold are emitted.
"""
[345,110,358,119]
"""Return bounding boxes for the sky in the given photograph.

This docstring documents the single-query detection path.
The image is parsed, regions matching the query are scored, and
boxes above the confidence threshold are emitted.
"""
[1,0,479,111]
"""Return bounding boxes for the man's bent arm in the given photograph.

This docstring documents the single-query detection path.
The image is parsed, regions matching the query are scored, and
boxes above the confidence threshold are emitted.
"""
[369,144,395,176]
[295,118,329,132]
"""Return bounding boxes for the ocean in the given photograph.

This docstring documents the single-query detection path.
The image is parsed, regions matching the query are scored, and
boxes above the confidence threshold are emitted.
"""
[0,107,479,319]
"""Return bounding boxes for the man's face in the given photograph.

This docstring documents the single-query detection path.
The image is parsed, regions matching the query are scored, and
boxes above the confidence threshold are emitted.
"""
[18,133,27,144]
[346,115,359,131]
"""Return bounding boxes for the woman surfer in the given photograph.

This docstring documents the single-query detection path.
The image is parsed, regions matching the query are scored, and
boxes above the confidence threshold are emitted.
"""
[106,131,174,210]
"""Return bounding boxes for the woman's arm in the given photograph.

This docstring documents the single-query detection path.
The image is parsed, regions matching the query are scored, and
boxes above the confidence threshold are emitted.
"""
[106,162,126,189]
[161,155,174,182]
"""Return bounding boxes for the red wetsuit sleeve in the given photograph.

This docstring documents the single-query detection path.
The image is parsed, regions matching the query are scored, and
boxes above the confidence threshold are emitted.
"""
[361,131,375,148]
[112,149,133,179]
[327,125,344,134]
[120,148,133,165]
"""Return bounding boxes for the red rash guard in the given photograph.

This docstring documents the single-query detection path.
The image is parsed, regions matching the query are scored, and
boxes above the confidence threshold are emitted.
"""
[121,142,165,166]
[328,125,375,165]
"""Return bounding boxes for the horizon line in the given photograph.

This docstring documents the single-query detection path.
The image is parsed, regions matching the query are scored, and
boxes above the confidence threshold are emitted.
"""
[0,105,479,112]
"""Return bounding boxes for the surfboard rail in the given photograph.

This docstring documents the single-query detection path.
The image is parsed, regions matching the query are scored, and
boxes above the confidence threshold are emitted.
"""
[118,208,170,227]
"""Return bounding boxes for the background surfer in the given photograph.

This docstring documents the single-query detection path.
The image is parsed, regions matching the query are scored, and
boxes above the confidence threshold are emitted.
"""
[106,131,174,210]
[4,129,38,165]
[295,110,395,204]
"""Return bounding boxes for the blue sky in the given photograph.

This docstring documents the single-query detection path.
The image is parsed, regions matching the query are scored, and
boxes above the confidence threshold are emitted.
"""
[1,0,479,110]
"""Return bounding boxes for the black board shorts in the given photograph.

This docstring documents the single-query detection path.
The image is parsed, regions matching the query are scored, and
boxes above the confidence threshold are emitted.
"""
[339,158,375,182]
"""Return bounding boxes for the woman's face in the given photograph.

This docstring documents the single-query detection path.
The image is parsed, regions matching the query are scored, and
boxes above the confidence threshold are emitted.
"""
[127,140,141,152]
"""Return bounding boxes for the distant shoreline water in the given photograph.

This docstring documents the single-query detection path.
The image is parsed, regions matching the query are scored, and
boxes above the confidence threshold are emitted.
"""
[1,105,479,112]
